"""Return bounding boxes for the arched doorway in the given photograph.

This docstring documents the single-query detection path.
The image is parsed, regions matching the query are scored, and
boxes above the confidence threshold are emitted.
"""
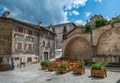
[64,36,92,61]
[97,28,120,63]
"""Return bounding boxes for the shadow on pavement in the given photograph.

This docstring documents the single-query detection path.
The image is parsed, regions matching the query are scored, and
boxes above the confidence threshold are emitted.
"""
[116,80,120,83]
[88,76,105,80]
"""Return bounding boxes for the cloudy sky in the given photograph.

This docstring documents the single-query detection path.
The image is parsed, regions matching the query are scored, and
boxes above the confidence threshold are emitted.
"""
[0,0,120,26]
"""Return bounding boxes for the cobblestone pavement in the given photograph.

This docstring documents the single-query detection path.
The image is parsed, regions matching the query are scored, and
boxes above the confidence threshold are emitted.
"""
[0,64,120,83]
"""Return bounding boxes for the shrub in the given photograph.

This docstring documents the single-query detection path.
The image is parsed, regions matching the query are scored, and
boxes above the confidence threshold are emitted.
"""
[91,62,107,70]
[58,62,69,69]
[40,60,50,66]
[76,60,85,67]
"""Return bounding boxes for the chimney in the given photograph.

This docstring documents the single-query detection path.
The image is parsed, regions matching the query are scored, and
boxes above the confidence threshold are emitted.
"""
[2,11,10,18]
[38,21,42,26]
[48,24,55,32]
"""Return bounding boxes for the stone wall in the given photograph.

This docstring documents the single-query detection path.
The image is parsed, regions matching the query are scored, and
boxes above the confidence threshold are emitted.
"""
[0,20,12,57]
[63,22,120,63]
[63,32,92,60]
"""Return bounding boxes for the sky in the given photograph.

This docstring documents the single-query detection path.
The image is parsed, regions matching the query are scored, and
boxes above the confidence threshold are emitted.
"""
[0,0,120,26]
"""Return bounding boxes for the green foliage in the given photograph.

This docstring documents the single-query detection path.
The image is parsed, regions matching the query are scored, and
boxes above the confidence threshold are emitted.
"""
[91,62,108,70]
[77,60,85,67]
[108,15,120,24]
[58,62,68,69]
[94,16,108,28]
[84,24,92,33]
[40,60,50,66]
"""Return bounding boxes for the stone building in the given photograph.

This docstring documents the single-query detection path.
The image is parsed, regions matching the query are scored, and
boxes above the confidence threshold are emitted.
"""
[47,22,76,49]
[39,27,56,61]
[63,23,120,65]
[0,15,56,69]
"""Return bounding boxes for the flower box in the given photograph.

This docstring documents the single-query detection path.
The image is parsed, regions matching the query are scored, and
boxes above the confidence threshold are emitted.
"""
[73,67,85,74]
[0,64,12,71]
[57,67,68,73]
[91,69,107,78]
[56,62,69,73]
[69,62,77,70]
[41,65,48,70]
[91,62,107,78]
[40,60,50,70]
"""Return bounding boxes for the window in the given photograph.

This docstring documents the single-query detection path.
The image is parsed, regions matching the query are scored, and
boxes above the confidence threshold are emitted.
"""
[42,41,45,47]
[28,30,33,36]
[63,26,67,33]
[63,34,67,40]
[0,48,3,54]
[27,57,32,62]
[28,44,32,50]
[17,42,22,50]
[18,27,23,33]
[48,42,50,47]
[24,44,27,50]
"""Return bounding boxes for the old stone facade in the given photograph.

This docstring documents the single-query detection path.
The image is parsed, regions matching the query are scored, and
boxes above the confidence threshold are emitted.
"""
[0,16,56,69]
[39,28,56,61]
[63,23,120,64]
[47,22,76,49]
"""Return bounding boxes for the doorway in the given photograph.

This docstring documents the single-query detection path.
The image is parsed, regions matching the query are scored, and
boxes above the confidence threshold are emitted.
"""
[44,52,48,60]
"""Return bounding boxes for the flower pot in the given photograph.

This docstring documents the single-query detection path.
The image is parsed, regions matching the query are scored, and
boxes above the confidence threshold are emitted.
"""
[69,62,77,70]
[57,67,68,73]
[0,64,12,71]
[91,69,107,78]
[73,67,85,74]
[41,65,48,70]
[48,66,55,71]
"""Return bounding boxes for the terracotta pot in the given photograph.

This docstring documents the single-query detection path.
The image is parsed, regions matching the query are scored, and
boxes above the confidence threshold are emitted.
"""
[41,65,48,70]
[57,67,68,73]
[73,67,85,74]
[91,69,107,78]
[0,64,12,71]
[48,66,55,71]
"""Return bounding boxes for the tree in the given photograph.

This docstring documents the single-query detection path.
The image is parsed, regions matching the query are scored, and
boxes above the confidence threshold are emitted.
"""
[108,15,120,24]
[94,16,108,28]
[83,24,92,33]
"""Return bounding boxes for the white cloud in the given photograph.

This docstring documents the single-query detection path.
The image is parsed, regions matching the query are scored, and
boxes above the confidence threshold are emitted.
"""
[85,11,91,18]
[94,0,102,2]
[105,16,111,21]
[74,20,86,25]
[0,0,88,26]
[65,0,87,10]
[69,10,79,16]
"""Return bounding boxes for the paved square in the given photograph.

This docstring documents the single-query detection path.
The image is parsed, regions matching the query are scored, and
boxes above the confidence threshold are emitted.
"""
[0,64,120,83]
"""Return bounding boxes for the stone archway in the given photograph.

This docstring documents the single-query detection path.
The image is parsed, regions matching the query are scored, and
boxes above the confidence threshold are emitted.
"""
[97,28,120,56]
[97,28,120,63]
[64,36,92,60]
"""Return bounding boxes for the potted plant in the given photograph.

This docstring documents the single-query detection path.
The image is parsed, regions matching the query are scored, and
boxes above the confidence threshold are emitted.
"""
[57,62,69,73]
[48,62,57,71]
[91,62,107,78]
[73,60,85,74]
[40,60,50,70]
[69,61,77,70]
